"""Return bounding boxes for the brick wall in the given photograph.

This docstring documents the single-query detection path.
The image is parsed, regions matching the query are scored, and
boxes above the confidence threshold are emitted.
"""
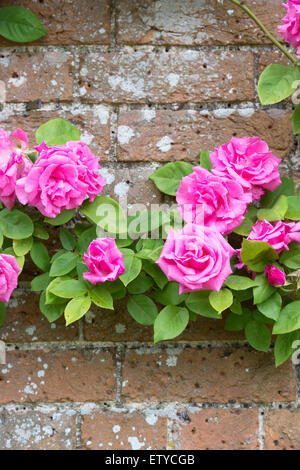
[0,0,299,450]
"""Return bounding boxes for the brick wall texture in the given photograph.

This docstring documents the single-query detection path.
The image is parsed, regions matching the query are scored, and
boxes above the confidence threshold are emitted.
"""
[0,0,299,450]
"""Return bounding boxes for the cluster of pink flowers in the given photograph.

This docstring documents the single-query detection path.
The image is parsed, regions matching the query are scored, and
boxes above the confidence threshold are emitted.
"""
[0,128,106,218]
[157,136,284,293]
[278,0,300,53]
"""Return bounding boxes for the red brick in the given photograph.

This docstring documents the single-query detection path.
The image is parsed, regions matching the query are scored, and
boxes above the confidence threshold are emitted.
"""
[122,347,296,403]
[0,50,74,102]
[0,106,110,157]
[0,408,76,450]
[117,108,293,161]
[116,0,284,46]
[171,408,259,450]
[264,409,300,450]
[1,289,78,343]
[81,409,167,450]
[79,49,255,103]
[0,349,116,403]
[0,0,111,46]
[84,299,244,342]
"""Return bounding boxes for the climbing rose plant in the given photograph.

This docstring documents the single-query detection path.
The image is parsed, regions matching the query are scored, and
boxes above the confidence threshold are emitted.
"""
[1,1,300,368]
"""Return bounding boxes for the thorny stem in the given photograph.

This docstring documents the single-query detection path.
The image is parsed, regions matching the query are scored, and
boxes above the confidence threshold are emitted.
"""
[227,0,298,64]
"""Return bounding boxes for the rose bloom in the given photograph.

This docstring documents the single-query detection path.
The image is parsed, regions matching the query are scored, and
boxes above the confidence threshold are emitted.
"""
[265,265,286,287]
[278,0,300,53]
[248,219,300,253]
[0,128,32,210]
[83,238,125,284]
[210,137,281,201]
[16,141,106,218]
[0,254,21,302]
[176,166,251,236]
[157,223,235,294]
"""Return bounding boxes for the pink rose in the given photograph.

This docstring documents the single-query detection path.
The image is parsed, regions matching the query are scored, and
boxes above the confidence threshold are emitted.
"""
[0,127,32,210]
[0,254,21,302]
[157,223,235,294]
[210,137,281,201]
[176,166,251,235]
[265,265,286,286]
[16,141,106,218]
[248,219,300,253]
[83,238,125,284]
[278,1,300,53]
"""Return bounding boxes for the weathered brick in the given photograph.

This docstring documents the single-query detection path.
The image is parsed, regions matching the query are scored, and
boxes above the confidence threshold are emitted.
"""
[79,49,255,103]
[0,0,111,46]
[117,108,293,161]
[264,409,300,450]
[0,50,74,102]
[1,289,78,343]
[85,299,244,342]
[81,408,167,450]
[122,347,296,403]
[0,349,116,403]
[116,0,284,46]
[171,408,259,450]
[257,51,290,76]
[0,408,76,450]
[0,105,110,157]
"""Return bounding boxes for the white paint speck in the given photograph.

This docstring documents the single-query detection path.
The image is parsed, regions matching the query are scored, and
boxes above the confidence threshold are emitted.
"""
[113,425,121,434]
[167,73,180,87]
[156,136,173,153]
[117,126,135,145]
[128,436,145,450]
[114,182,129,197]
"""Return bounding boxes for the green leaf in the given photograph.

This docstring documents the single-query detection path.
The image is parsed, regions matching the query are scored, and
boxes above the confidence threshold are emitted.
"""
[0,208,33,239]
[273,301,300,334]
[33,223,49,240]
[261,177,295,208]
[49,279,88,299]
[291,103,300,134]
[185,292,220,319]
[142,260,168,290]
[230,299,242,315]
[13,236,33,256]
[240,239,278,272]
[257,64,300,105]
[119,251,142,286]
[36,118,80,146]
[257,195,288,222]
[30,240,50,272]
[225,309,252,331]
[45,209,76,226]
[127,295,158,326]
[127,273,154,294]
[45,277,72,305]
[152,281,187,306]
[64,296,91,326]
[39,291,65,323]
[253,273,276,304]
[31,272,51,292]
[245,320,271,352]
[285,196,300,220]
[257,292,282,321]
[81,196,127,235]
[199,150,212,170]
[59,228,76,251]
[0,6,46,43]
[209,288,233,313]
[149,161,194,196]
[154,305,189,343]
[234,206,258,236]
[88,284,113,310]
[224,275,258,290]
[77,226,97,254]
[49,252,78,277]
[280,244,300,269]
[0,303,6,327]
[274,331,300,367]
